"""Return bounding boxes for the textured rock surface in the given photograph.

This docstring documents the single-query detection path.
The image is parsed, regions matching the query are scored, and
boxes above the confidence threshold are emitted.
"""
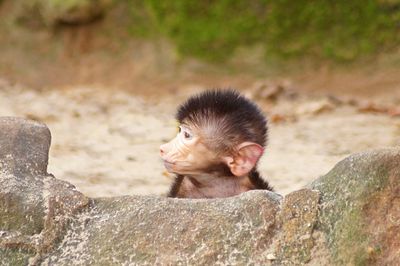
[0,117,399,265]
[310,148,400,265]
[275,189,320,264]
[43,192,281,265]
[0,117,89,265]
[0,117,51,176]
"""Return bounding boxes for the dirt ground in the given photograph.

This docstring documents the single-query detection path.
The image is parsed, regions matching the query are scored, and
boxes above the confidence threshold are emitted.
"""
[1,78,399,197]
[1,16,399,197]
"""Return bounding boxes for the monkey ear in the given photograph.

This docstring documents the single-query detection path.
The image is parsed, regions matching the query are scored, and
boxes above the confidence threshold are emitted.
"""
[223,142,264,177]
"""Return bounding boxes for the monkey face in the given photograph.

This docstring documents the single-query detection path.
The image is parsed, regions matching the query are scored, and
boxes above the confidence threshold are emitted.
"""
[160,124,220,175]
[160,121,265,177]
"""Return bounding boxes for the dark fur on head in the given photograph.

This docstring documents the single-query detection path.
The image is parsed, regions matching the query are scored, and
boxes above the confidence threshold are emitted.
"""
[176,89,268,154]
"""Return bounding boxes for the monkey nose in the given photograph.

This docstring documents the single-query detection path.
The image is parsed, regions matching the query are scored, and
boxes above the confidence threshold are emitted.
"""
[159,145,165,156]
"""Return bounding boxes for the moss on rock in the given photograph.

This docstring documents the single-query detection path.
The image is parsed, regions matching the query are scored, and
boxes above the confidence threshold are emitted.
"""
[310,148,400,265]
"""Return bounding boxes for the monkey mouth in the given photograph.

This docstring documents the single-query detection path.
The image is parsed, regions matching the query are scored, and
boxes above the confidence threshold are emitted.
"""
[162,160,176,171]
[162,159,175,165]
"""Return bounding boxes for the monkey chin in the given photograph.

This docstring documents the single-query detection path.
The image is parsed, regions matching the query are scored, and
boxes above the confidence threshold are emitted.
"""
[162,160,200,176]
[162,161,186,175]
[162,160,176,173]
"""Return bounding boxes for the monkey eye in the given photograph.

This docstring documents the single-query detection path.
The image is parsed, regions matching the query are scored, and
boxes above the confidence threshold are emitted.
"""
[184,131,192,139]
[179,126,193,140]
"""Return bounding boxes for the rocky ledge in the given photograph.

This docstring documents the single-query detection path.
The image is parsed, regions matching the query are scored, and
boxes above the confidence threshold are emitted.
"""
[0,117,398,265]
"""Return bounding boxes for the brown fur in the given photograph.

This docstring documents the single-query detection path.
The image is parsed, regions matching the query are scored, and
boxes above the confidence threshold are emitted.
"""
[167,169,272,198]
[169,175,254,199]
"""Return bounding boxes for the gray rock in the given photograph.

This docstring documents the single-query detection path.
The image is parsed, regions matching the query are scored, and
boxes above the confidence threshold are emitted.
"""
[0,117,399,265]
[275,189,320,264]
[310,148,400,265]
[0,117,50,237]
[0,117,50,176]
[44,191,281,265]
[0,117,89,265]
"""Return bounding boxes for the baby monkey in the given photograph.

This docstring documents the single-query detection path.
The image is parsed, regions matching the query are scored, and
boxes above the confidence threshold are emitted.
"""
[160,89,273,199]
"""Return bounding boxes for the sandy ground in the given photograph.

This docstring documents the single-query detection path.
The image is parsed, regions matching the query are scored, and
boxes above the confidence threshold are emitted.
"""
[0,80,399,197]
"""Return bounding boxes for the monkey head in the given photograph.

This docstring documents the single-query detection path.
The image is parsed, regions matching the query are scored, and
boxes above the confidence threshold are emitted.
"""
[160,89,268,177]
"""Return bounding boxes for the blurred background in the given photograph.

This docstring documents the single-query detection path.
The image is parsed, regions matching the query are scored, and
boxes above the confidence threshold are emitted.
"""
[0,0,399,197]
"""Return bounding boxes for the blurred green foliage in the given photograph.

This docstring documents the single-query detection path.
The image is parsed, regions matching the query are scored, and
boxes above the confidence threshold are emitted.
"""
[128,1,400,62]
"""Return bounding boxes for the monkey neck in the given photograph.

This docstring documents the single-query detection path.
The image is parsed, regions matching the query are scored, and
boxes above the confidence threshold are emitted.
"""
[178,173,254,199]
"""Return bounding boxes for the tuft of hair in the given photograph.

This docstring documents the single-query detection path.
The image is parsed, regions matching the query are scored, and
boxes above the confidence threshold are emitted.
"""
[176,89,268,150]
